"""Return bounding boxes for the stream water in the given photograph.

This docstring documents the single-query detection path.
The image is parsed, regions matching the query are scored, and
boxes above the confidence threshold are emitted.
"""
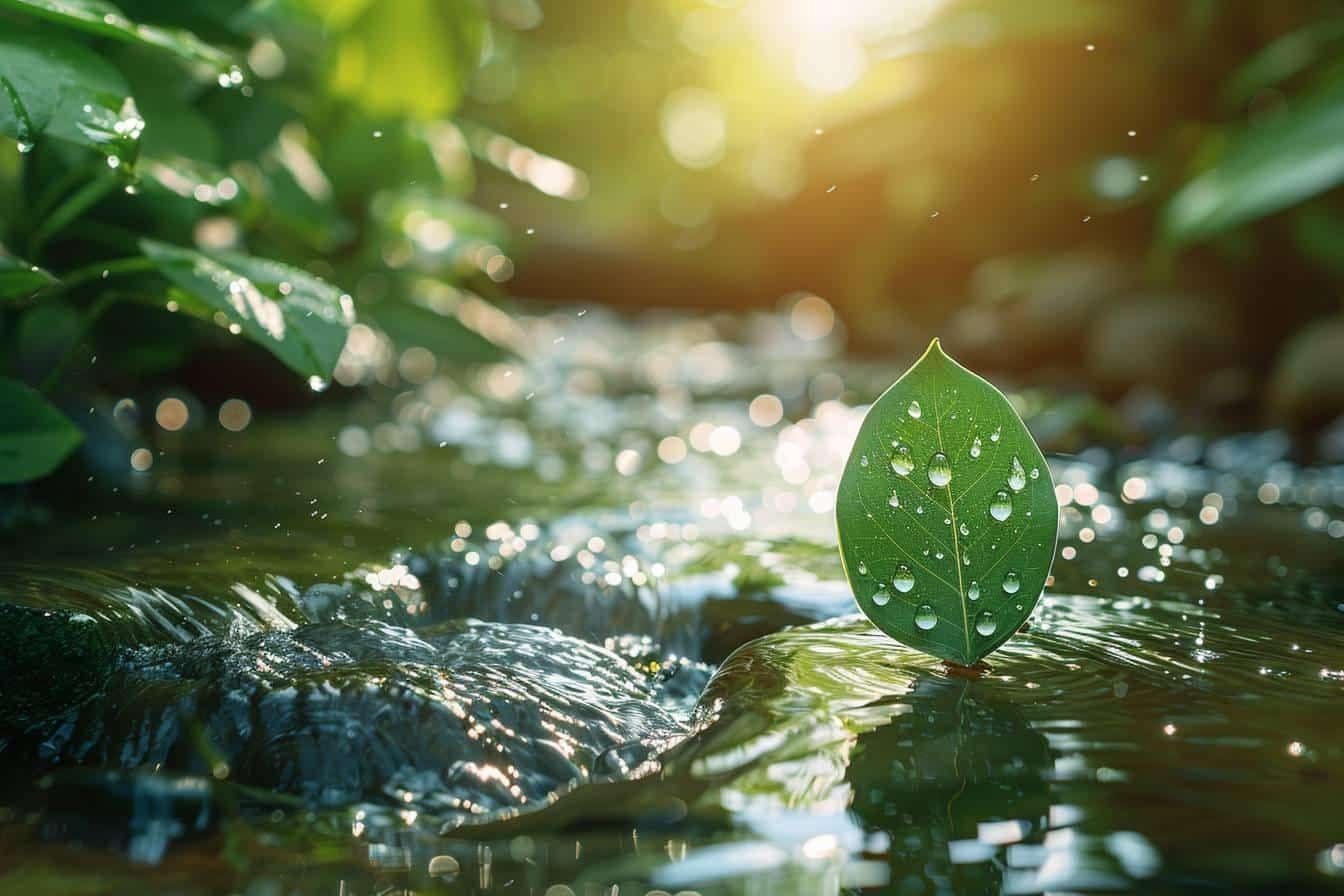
[2,307,1342,895]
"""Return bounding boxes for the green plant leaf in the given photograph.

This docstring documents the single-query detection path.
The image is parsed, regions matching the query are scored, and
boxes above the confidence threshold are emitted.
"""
[362,300,509,362]
[0,28,143,164]
[835,339,1058,666]
[1221,16,1344,109]
[316,0,487,118]
[0,378,83,483]
[0,251,56,301]
[1163,75,1344,245]
[140,155,247,209]
[0,0,233,71]
[139,239,355,380]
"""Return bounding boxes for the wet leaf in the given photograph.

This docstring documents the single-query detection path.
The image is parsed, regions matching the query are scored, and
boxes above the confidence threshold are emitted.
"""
[362,301,509,363]
[0,0,233,70]
[0,251,56,301]
[0,28,143,164]
[836,339,1058,665]
[0,378,84,483]
[139,239,355,380]
[1163,74,1344,245]
[140,155,247,209]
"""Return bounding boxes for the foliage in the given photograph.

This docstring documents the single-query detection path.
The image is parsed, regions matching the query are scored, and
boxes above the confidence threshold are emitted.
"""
[837,340,1057,665]
[1162,19,1344,245]
[0,378,83,483]
[0,0,518,484]
[477,1,1344,389]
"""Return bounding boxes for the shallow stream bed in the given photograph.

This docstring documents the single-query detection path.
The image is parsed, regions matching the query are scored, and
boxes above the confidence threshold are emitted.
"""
[2,309,1342,895]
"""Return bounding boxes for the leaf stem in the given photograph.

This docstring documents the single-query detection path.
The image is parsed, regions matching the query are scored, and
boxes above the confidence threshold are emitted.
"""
[50,256,158,294]
[27,175,118,259]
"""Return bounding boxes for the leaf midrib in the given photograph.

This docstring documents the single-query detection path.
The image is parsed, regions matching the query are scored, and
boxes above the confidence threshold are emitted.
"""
[932,383,972,661]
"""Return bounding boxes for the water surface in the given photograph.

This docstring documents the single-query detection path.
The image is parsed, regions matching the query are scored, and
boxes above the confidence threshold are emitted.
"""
[2,308,1342,894]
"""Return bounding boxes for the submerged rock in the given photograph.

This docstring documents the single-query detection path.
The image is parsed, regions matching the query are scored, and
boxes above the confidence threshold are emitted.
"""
[0,604,113,728]
[302,538,702,657]
[8,619,689,822]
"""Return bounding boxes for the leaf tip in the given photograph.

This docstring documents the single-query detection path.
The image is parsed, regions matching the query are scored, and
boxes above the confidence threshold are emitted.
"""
[920,336,948,363]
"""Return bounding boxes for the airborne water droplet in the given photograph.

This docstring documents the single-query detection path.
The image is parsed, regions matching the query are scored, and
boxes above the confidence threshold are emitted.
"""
[990,490,1012,522]
[968,581,980,601]
[1002,571,1021,594]
[928,452,951,487]
[893,564,915,592]
[970,437,982,459]
[907,400,922,419]
[890,445,914,477]
[914,605,938,630]
[1008,456,1027,492]
[975,611,997,637]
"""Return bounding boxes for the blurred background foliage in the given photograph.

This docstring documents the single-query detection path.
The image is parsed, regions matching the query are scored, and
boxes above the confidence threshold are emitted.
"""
[4,0,1344,488]
[469,0,1344,434]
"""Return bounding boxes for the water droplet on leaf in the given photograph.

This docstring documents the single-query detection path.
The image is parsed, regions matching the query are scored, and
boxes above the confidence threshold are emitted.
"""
[893,564,915,592]
[914,605,938,630]
[928,452,951,487]
[975,611,997,637]
[907,400,922,419]
[990,490,1012,521]
[1003,570,1021,594]
[1008,456,1027,492]
[890,445,914,476]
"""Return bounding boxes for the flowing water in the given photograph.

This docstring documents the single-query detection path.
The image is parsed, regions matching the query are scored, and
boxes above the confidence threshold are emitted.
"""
[1,308,1342,895]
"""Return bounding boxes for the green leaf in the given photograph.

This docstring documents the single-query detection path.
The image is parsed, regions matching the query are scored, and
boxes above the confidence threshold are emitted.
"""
[1222,16,1344,109]
[1163,76,1344,245]
[0,251,56,301]
[0,27,143,164]
[139,239,355,380]
[0,0,233,71]
[140,155,246,208]
[835,339,1058,666]
[317,0,487,118]
[0,378,83,484]
[362,300,509,363]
